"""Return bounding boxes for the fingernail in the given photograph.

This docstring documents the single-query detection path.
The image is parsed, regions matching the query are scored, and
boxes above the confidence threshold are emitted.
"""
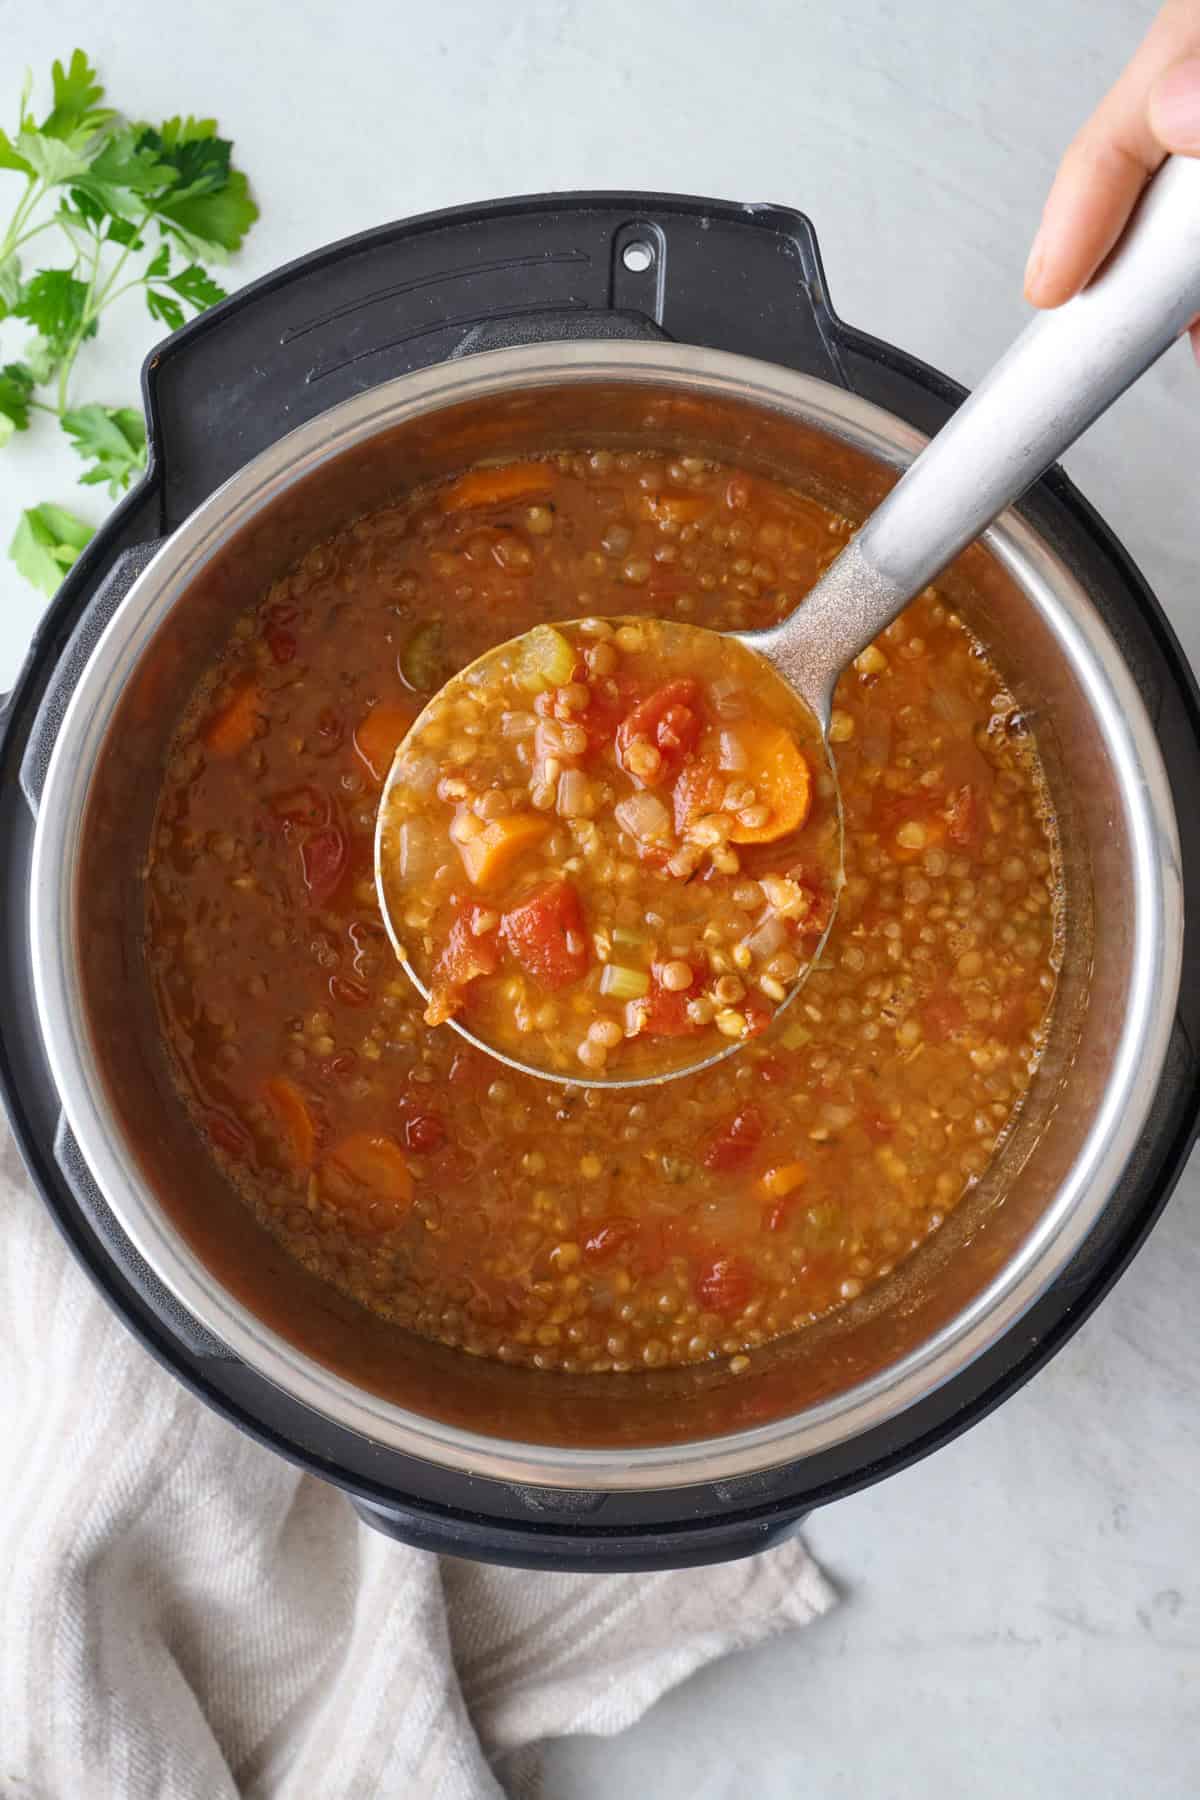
[1149,57,1200,152]
[1023,227,1047,303]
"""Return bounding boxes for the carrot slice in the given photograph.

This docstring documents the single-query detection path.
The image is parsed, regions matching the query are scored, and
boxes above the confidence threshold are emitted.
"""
[203,680,263,757]
[353,703,418,783]
[458,814,550,887]
[438,462,552,513]
[729,722,812,843]
[638,492,714,526]
[263,1076,317,1167]
[320,1132,414,1232]
[759,1161,808,1199]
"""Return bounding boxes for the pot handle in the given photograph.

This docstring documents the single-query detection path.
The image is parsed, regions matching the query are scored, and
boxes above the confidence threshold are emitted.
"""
[142,192,850,526]
[350,1493,809,1572]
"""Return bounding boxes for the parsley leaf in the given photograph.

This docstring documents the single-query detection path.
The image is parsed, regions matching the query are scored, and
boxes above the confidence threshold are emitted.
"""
[145,286,185,331]
[14,270,95,359]
[11,132,95,186]
[154,169,258,260]
[24,337,60,383]
[9,503,94,595]
[40,51,115,147]
[61,403,147,496]
[139,117,229,194]
[0,132,34,177]
[0,363,36,444]
[77,125,180,205]
[166,262,226,309]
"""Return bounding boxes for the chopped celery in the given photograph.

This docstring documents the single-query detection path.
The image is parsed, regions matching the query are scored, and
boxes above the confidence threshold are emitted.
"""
[515,624,575,694]
[779,1018,812,1050]
[600,963,650,1001]
[611,923,650,953]
[398,620,445,693]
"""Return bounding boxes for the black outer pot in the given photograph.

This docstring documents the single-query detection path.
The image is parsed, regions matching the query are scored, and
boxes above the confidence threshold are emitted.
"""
[3,192,1199,1572]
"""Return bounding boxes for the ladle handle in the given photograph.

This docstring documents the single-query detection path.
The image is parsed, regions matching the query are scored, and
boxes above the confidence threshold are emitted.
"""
[753,154,1200,724]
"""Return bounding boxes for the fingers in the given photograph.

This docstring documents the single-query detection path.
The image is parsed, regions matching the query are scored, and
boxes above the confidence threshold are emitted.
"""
[1025,1,1200,308]
[1149,54,1200,148]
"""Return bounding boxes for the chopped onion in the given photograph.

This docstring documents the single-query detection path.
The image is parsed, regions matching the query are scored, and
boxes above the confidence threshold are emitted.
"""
[556,768,592,817]
[397,818,436,881]
[718,728,749,772]
[743,911,787,959]
[709,676,748,720]
[615,791,671,842]
[395,753,437,794]
[501,710,536,738]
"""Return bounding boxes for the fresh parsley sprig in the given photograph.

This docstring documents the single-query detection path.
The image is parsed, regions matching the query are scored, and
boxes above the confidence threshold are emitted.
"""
[0,50,258,593]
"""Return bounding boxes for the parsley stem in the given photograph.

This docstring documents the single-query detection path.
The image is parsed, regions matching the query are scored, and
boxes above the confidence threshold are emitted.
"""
[5,215,61,256]
[56,230,105,414]
[0,176,44,265]
[88,210,153,319]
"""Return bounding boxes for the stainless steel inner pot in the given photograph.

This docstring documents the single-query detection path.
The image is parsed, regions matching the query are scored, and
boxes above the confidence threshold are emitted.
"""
[28,343,1183,1490]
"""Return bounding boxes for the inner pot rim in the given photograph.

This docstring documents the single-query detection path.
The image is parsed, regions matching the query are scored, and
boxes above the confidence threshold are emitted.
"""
[28,341,1183,1491]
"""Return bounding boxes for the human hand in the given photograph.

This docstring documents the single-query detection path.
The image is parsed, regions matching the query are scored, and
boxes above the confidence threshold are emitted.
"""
[1024,0,1200,362]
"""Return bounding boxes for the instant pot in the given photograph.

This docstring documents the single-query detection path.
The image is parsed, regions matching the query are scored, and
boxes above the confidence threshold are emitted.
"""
[3,192,1199,1571]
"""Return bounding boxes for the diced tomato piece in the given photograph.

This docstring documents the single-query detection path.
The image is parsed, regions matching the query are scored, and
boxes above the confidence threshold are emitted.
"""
[694,1253,755,1316]
[945,783,981,849]
[403,1112,447,1154]
[755,1055,790,1085]
[300,827,348,904]
[864,1111,895,1143]
[500,881,589,990]
[329,975,369,1007]
[432,902,500,995]
[616,680,702,785]
[742,995,773,1037]
[265,626,297,664]
[703,1106,765,1172]
[640,964,704,1036]
[272,786,331,828]
[582,1218,638,1261]
[671,756,725,835]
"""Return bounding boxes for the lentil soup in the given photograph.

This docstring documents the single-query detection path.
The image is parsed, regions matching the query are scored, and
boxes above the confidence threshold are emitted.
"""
[146,449,1063,1376]
[378,613,841,1079]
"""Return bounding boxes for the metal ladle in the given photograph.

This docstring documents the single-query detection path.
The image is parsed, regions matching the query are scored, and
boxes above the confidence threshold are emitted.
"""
[378,155,1200,1088]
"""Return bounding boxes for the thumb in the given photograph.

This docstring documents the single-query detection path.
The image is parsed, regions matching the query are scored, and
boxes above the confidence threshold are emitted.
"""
[1147,56,1200,153]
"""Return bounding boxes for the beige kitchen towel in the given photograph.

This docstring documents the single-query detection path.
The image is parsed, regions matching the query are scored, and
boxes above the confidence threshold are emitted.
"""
[0,1124,834,1799]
